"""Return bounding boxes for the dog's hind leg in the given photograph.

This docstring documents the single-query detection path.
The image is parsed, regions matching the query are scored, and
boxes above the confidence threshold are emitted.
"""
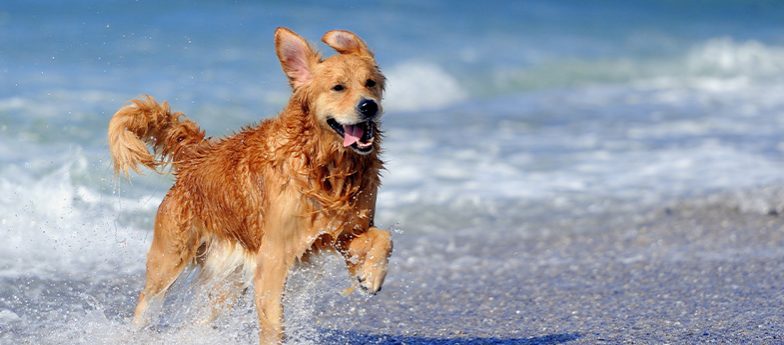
[133,193,198,327]
[201,266,248,324]
[340,227,393,294]
[253,241,295,345]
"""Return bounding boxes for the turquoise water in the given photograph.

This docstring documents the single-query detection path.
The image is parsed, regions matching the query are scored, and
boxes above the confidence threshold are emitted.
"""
[2,1,784,343]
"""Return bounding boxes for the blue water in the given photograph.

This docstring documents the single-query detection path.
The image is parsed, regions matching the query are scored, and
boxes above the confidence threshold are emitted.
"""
[2,1,784,343]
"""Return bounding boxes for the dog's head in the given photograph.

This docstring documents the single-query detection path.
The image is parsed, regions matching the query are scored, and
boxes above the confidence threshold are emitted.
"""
[275,27,385,155]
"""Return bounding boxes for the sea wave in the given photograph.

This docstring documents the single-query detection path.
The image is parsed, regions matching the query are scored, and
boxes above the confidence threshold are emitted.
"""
[383,61,466,112]
[0,151,152,279]
[492,37,784,94]
[687,37,784,77]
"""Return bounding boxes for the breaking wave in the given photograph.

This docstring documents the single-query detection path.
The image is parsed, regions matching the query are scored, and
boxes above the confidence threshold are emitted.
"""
[383,61,466,112]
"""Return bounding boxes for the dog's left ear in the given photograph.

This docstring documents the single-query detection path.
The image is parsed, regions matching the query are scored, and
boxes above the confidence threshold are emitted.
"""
[322,30,373,58]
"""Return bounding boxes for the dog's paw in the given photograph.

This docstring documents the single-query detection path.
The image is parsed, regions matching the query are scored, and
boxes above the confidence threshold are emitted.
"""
[357,275,380,295]
[343,228,392,296]
[355,259,387,295]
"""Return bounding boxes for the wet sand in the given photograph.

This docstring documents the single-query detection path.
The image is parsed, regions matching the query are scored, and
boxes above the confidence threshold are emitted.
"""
[315,192,784,344]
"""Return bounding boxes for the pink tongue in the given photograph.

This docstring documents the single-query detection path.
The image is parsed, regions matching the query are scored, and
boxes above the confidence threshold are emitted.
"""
[342,124,364,147]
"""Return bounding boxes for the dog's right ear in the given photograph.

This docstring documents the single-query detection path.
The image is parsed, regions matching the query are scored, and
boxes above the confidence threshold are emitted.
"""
[275,27,319,89]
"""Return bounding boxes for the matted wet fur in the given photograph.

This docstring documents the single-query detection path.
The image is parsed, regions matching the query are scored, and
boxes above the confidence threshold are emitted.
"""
[108,27,393,345]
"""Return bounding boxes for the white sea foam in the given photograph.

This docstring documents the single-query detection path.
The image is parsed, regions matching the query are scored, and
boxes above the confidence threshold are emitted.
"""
[686,37,784,77]
[14,250,351,345]
[379,139,784,214]
[383,61,466,112]
[33,311,254,345]
[0,151,152,279]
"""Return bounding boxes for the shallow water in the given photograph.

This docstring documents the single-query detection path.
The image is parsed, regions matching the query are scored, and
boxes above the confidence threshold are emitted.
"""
[2,1,784,343]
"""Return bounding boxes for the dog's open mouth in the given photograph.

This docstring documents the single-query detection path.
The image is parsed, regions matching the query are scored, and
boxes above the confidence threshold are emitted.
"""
[327,118,375,154]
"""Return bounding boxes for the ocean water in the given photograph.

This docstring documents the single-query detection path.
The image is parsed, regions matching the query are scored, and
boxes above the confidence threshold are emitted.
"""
[2,1,784,344]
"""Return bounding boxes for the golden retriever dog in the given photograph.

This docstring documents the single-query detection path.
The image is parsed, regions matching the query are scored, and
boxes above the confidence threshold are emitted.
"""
[107,27,392,344]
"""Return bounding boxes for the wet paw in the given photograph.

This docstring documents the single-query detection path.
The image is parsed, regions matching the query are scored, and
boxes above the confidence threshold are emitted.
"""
[356,276,374,294]
[355,262,386,295]
[344,228,392,296]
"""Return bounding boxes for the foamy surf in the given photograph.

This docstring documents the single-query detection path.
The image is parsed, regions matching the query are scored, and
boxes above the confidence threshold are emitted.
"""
[0,153,153,279]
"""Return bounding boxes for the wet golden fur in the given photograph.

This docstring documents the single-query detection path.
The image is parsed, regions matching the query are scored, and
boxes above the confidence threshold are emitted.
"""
[108,28,392,345]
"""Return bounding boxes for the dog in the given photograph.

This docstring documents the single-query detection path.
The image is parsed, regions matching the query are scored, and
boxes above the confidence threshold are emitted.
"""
[108,27,392,344]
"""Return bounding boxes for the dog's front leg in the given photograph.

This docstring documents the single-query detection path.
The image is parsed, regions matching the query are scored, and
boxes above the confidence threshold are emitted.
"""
[340,227,393,294]
[253,242,293,345]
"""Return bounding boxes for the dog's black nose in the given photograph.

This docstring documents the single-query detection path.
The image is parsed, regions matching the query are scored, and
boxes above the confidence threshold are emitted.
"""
[358,99,378,119]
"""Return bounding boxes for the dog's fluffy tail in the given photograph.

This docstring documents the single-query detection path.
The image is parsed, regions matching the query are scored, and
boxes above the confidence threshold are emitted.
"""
[108,95,205,176]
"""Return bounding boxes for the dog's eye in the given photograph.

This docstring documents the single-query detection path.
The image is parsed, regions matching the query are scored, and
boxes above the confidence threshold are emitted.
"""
[332,84,345,92]
[365,79,376,88]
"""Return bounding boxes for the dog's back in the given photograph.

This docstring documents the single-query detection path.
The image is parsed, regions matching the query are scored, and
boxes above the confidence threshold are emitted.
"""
[109,98,277,250]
